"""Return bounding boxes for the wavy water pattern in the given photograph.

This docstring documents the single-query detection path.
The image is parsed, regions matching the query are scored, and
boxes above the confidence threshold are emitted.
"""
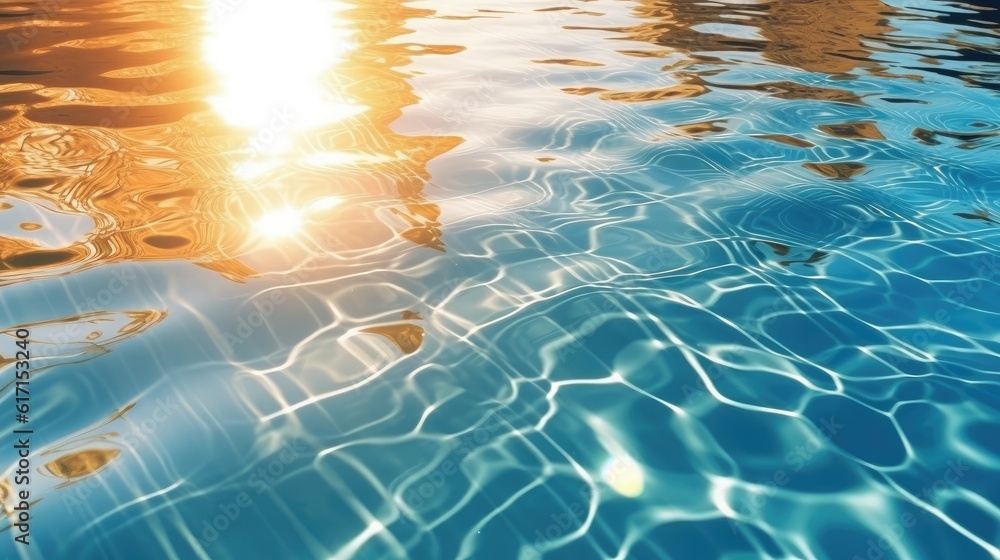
[0,0,999,559]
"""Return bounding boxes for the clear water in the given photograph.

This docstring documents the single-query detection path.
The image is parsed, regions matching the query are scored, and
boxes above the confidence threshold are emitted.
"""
[1,0,999,558]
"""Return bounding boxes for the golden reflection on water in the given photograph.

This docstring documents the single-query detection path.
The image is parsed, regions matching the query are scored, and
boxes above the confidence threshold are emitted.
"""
[620,0,896,74]
[0,0,462,287]
[1,403,134,522]
[43,449,121,481]
[599,82,707,103]
[360,323,425,355]
[818,121,886,140]
[802,162,868,181]
[0,311,166,377]
[564,0,902,104]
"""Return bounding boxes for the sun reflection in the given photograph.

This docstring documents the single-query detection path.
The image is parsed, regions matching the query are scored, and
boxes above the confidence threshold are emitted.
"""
[254,197,341,239]
[308,196,342,212]
[601,455,645,498]
[203,0,360,132]
[256,207,302,238]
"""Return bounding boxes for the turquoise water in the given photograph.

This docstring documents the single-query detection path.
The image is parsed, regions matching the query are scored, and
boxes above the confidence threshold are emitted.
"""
[1,0,1000,558]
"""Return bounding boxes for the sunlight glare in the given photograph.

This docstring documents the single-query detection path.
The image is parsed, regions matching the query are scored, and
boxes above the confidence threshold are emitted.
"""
[256,207,302,238]
[203,0,360,132]
[601,455,645,498]
[308,196,342,212]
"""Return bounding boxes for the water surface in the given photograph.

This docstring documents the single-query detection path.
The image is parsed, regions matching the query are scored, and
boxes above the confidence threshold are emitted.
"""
[1,0,999,558]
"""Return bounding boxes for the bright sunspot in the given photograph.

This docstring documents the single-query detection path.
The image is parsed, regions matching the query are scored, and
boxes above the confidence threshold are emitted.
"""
[602,455,645,498]
[203,0,360,132]
[255,207,302,238]
[254,197,341,239]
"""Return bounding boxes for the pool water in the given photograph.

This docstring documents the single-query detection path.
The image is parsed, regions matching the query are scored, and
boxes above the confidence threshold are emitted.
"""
[1,0,999,558]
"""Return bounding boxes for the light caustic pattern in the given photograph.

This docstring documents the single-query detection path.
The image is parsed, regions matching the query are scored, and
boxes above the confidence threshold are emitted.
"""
[1,0,1000,559]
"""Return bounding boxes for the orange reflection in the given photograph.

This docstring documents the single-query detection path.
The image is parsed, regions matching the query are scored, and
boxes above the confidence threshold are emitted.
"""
[564,0,898,103]
[360,323,425,355]
[44,449,121,480]
[0,311,166,379]
[618,0,896,75]
[0,0,462,287]
[0,402,134,523]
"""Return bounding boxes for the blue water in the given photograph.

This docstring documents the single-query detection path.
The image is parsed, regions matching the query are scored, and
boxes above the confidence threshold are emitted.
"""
[1,0,999,558]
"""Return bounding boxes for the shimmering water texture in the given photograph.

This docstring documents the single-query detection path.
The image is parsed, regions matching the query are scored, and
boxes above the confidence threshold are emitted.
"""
[1,0,1000,558]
